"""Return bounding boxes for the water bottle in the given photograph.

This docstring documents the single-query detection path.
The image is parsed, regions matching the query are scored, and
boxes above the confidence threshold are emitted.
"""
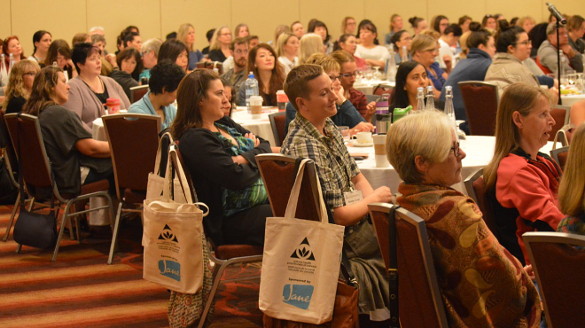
[0,54,7,86]
[425,85,435,110]
[416,87,425,111]
[401,46,408,63]
[559,50,566,83]
[8,53,14,74]
[245,72,259,113]
[386,48,396,82]
[444,86,457,127]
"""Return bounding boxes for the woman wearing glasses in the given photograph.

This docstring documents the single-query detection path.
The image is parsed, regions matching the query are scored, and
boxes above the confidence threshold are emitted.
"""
[208,26,232,63]
[2,60,40,113]
[387,109,542,327]
[389,30,412,64]
[411,34,447,97]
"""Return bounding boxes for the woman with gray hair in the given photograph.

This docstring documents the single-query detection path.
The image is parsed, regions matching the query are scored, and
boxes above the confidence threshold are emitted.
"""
[386,109,542,327]
[139,38,163,81]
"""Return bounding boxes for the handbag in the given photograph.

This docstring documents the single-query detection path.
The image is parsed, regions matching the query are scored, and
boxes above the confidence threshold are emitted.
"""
[143,144,209,294]
[259,158,345,325]
[552,124,573,149]
[146,132,187,203]
[12,114,58,249]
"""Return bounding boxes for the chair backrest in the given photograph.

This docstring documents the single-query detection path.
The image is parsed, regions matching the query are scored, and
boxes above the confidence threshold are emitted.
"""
[464,168,500,239]
[4,113,57,195]
[196,61,223,75]
[102,114,161,200]
[550,146,569,171]
[549,106,570,142]
[129,85,149,103]
[0,110,18,175]
[458,81,499,136]
[535,57,553,75]
[369,203,449,328]
[523,232,585,328]
[268,112,286,147]
[256,154,322,221]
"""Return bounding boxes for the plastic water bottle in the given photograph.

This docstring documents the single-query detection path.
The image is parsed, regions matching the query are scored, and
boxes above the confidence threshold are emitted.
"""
[245,72,259,113]
[401,46,408,63]
[424,85,435,110]
[386,48,396,82]
[444,86,457,127]
[416,87,425,111]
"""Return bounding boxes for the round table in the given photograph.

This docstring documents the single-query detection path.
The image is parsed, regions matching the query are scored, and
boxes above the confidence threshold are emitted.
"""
[561,94,585,107]
[347,135,554,195]
[230,107,278,146]
[353,79,395,95]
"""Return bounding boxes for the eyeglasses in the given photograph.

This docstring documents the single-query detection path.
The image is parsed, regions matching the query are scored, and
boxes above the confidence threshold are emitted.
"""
[515,40,532,46]
[328,75,340,81]
[340,72,357,78]
[450,142,461,157]
[23,72,36,76]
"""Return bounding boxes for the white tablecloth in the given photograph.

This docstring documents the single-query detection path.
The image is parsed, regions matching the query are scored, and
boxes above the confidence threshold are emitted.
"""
[89,117,109,226]
[353,79,395,95]
[347,136,554,195]
[231,107,278,146]
[561,94,585,107]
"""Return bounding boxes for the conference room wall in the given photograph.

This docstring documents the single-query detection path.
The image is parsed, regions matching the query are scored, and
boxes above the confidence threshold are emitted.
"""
[0,0,582,56]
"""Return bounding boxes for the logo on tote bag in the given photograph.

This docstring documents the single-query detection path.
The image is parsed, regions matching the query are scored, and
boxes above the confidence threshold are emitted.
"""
[158,224,178,242]
[282,284,314,309]
[290,237,315,261]
[158,260,181,281]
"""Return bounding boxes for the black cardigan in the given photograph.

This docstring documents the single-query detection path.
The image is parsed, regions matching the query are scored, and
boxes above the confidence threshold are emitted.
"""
[178,116,271,245]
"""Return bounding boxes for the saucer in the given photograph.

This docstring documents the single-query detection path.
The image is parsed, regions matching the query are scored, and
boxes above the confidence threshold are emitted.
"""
[352,141,373,147]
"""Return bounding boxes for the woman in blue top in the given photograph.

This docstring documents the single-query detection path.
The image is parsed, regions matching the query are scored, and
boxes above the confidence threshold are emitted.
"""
[128,60,185,131]
[411,34,447,98]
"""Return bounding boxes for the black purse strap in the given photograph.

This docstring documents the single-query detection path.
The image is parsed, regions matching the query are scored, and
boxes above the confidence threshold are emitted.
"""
[388,205,400,327]
[341,240,358,288]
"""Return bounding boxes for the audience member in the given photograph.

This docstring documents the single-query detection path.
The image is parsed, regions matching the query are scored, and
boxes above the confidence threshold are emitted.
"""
[139,38,163,80]
[88,26,105,37]
[177,23,204,70]
[298,33,324,65]
[281,64,391,325]
[391,60,444,111]
[291,21,305,39]
[123,32,142,51]
[538,22,583,73]
[517,16,536,34]
[276,32,299,75]
[172,69,272,246]
[2,60,40,113]
[409,16,428,36]
[390,30,413,64]
[431,15,450,34]
[440,28,495,133]
[44,39,77,79]
[484,83,563,265]
[557,123,585,235]
[482,14,498,30]
[64,43,130,132]
[3,36,25,67]
[129,60,185,130]
[341,16,357,36]
[237,43,284,107]
[437,24,462,72]
[28,30,52,65]
[387,109,542,327]
[411,34,446,96]
[308,20,333,54]
[458,15,472,33]
[209,26,232,62]
[336,34,366,69]
[110,47,141,99]
[72,33,91,47]
[384,14,403,45]
[202,28,215,55]
[355,20,389,68]
[23,66,113,195]
[220,77,236,116]
[235,23,250,38]
[158,39,189,72]
[248,35,260,49]
[221,37,249,103]
[568,15,585,54]
[273,24,291,46]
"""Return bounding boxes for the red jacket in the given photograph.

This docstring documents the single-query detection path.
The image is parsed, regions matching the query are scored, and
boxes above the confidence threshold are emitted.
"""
[494,149,563,265]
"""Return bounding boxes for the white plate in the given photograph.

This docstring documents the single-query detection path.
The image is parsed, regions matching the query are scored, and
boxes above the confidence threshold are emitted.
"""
[352,142,373,147]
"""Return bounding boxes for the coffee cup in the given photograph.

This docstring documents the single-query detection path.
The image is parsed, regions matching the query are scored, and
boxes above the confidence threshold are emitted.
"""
[356,132,373,145]
[250,96,263,119]
[373,134,389,167]
[276,90,288,111]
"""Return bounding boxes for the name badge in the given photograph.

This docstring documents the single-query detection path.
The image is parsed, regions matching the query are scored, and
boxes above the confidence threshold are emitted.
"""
[344,190,363,205]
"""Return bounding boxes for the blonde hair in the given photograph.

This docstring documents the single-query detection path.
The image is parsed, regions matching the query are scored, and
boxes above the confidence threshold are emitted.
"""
[410,33,436,56]
[298,33,324,65]
[276,32,296,58]
[386,110,453,184]
[342,16,355,33]
[558,123,585,217]
[484,83,552,191]
[516,16,535,28]
[304,53,340,73]
[2,60,40,109]
[211,26,230,50]
[177,23,194,51]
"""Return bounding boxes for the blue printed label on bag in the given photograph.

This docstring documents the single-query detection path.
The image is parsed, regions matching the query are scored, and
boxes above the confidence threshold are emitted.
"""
[282,284,314,309]
[158,260,181,281]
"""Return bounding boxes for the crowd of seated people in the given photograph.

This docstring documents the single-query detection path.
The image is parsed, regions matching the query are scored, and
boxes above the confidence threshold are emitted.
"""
[3,12,585,327]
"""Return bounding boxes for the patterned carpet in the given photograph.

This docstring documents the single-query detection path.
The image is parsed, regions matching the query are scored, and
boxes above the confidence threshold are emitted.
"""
[0,204,262,328]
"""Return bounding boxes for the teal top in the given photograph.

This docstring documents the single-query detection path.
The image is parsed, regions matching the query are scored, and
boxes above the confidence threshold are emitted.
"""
[213,122,268,216]
[128,91,176,130]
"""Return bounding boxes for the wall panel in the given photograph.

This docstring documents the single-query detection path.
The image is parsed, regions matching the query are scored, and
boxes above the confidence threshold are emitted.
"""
[299,0,364,41]
[0,0,11,39]
[232,0,299,45]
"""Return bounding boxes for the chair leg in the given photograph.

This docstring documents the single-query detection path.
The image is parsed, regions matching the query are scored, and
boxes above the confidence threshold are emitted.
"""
[52,201,73,262]
[27,197,35,211]
[2,193,20,242]
[198,261,227,328]
[15,244,22,253]
[107,202,124,265]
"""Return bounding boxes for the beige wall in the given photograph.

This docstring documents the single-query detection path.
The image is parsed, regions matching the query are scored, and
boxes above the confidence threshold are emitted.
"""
[0,0,583,55]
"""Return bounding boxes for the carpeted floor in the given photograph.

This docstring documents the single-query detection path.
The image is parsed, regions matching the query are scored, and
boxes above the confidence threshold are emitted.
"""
[0,204,262,328]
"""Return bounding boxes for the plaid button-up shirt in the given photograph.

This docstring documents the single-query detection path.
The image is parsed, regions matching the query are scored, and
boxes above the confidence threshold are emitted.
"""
[280,113,360,210]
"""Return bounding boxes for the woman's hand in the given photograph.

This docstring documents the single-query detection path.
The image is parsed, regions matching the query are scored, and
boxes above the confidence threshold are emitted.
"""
[106,53,118,68]
[231,155,249,165]
[524,265,535,280]
[372,186,393,203]
[351,122,375,133]
[244,132,260,147]
[364,101,376,121]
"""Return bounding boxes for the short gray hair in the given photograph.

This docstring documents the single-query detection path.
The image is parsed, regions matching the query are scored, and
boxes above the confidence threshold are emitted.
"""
[141,38,163,57]
[386,110,453,184]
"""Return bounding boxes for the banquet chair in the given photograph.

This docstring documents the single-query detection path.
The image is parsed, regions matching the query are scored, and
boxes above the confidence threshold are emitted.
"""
[523,232,585,328]
[464,169,500,239]
[129,85,149,103]
[550,146,569,171]
[102,113,160,264]
[196,61,223,75]
[535,57,553,75]
[549,106,570,142]
[369,203,449,328]
[1,110,23,242]
[268,112,286,147]
[256,154,322,221]
[4,113,114,261]
[458,81,499,136]
[174,148,263,328]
